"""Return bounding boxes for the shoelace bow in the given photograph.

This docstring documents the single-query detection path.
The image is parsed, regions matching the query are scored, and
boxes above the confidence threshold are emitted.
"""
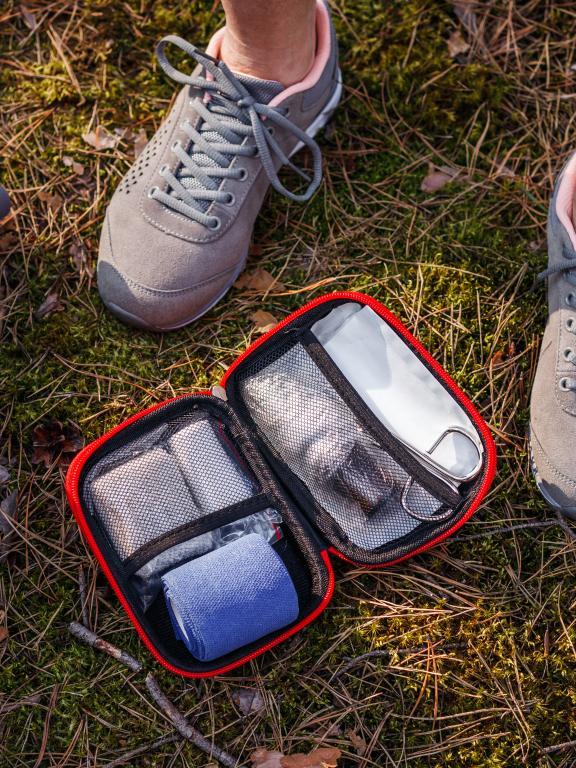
[537,250,576,391]
[151,35,323,228]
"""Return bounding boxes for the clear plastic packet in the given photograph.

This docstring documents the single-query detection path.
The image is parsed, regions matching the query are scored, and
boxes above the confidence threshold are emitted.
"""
[133,508,283,610]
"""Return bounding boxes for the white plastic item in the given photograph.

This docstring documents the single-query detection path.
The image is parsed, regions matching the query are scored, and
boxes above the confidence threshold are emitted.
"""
[311,304,483,484]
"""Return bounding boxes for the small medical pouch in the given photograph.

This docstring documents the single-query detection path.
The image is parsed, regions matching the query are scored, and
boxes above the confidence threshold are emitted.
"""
[66,292,496,678]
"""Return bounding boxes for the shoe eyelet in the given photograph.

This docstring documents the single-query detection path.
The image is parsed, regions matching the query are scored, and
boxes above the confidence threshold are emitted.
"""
[224,193,236,206]
[238,168,248,181]
[159,164,169,176]
[147,186,159,199]
[208,216,221,231]
[267,126,275,136]
[567,317,575,332]
[564,348,573,361]
[171,140,181,151]
[559,377,571,391]
[284,107,291,117]
[566,293,575,307]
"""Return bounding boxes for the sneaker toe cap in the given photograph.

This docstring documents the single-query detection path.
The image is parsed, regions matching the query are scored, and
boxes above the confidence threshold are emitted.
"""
[97,215,241,331]
[97,258,239,331]
[530,427,576,517]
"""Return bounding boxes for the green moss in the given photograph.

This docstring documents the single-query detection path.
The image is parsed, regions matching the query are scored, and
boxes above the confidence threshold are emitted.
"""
[2,0,576,765]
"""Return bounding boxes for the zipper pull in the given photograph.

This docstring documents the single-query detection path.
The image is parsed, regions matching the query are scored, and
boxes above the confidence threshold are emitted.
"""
[211,385,228,401]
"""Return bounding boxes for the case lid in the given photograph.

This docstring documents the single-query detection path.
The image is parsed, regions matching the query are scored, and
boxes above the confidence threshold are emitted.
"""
[222,291,496,566]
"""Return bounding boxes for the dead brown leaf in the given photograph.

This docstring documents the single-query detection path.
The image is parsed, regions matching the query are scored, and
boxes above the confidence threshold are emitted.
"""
[0,491,17,536]
[251,310,278,335]
[489,350,506,367]
[63,156,85,176]
[82,125,120,151]
[251,749,284,768]
[249,243,263,258]
[36,288,63,319]
[235,268,285,293]
[31,421,84,468]
[282,748,342,768]
[447,30,470,58]
[346,730,367,756]
[231,687,265,715]
[20,4,38,31]
[420,164,458,193]
[0,229,19,253]
[0,625,7,644]
[69,240,93,278]
[133,129,148,158]
[38,190,63,212]
[452,0,478,32]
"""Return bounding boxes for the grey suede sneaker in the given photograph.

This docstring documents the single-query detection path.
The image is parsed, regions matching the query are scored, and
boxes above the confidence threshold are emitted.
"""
[530,152,576,518]
[97,0,341,330]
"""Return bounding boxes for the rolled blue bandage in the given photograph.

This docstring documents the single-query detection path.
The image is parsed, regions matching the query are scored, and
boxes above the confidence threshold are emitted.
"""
[162,533,299,661]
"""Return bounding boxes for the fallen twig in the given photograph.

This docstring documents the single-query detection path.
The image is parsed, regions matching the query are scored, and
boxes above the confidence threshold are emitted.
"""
[145,673,239,768]
[68,621,142,672]
[541,737,576,754]
[334,642,467,679]
[0,693,43,715]
[68,622,241,768]
[102,734,181,768]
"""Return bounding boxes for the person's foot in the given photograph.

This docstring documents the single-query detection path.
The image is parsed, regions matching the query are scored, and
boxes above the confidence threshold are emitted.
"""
[530,152,576,518]
[97,0,341,331]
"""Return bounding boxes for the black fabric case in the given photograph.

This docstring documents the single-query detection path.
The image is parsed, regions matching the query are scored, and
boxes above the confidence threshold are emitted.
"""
[66,292,496,678]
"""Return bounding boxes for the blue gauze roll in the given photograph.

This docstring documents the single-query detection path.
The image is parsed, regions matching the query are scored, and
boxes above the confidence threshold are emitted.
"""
[162,533,299,661]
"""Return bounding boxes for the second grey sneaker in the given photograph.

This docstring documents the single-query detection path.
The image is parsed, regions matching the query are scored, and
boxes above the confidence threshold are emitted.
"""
[530,152,576,518]
[97,0,341,330]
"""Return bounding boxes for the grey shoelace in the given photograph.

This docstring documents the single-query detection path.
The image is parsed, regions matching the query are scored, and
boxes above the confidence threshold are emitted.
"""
[538,251,576,390]
[151,35,323,228]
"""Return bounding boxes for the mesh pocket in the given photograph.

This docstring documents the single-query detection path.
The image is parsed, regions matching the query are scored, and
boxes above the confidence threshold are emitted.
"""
[238,342,449,551]
[84,411,260,560]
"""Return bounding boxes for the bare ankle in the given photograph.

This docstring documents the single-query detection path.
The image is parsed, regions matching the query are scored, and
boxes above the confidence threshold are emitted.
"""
[220,28,316,87]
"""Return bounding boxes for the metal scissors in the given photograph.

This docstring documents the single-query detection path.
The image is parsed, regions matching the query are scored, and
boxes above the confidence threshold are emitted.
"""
[401,426,484,522]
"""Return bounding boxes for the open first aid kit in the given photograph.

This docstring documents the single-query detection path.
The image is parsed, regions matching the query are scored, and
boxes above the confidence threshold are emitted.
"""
[66,292,496,678]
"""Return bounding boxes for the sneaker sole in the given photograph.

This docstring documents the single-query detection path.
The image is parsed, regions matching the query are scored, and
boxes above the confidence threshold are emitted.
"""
[104,72,344,332]
[529,427,576,519]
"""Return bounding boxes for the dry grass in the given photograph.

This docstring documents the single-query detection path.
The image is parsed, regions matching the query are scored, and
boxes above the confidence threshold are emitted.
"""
[1,1,576,766]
